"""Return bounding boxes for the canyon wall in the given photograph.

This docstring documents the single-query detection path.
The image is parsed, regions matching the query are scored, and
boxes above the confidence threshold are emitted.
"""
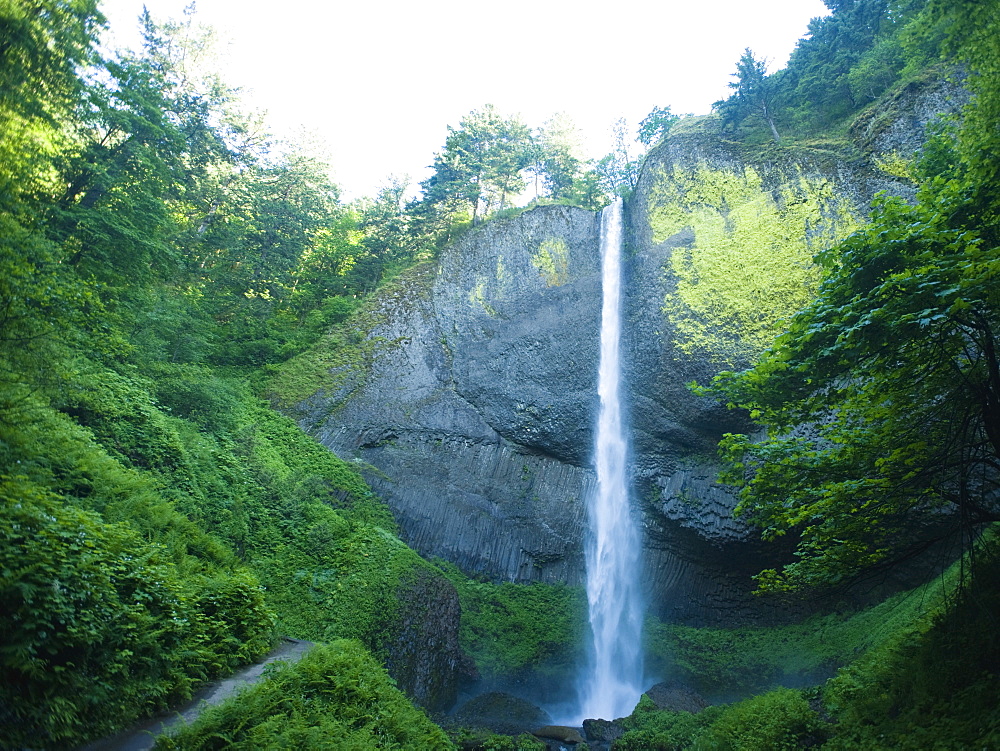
[285,78,964,624]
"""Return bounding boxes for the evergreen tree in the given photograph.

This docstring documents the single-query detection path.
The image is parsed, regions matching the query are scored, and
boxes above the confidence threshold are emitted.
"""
[715,48,781,141]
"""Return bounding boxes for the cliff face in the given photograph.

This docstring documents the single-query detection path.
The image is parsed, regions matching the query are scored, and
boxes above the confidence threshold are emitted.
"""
[290,80,963,624]
[300,206,601,587]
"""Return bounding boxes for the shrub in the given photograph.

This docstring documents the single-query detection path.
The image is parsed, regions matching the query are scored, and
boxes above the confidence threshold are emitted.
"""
[691,688,827,750]
[616,697,723,750]
[154,641,454,750]
[0,481,273,748]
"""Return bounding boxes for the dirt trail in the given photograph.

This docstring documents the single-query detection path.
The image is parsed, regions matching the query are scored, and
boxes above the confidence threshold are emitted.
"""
[79,637,314,751]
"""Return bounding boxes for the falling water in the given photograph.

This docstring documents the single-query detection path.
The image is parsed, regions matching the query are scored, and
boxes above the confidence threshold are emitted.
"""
[579,198,645,721]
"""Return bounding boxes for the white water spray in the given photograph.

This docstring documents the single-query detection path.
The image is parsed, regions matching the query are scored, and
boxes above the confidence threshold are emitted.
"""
[579,198,645,721]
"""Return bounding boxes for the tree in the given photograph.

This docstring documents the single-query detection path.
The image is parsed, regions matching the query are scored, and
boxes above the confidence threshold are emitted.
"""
[0,0,103,211]
[56,53,186,283]
[134,5,269,249]
[0,0,109,412]
[704,139,1000,592]
[780,0,905,127]
[420,105,534,224]
[594,117,641,199]
[929,0,1000,216]
[532,112,584,200]
[637,105,680,146]
[715,48,782,141]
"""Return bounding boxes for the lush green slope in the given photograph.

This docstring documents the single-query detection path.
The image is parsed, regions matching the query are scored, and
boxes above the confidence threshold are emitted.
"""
[154,641,455,750]
[619,539,1000,749]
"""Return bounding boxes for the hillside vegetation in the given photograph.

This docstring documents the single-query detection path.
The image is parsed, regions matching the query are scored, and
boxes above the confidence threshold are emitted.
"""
[1,0,998,748]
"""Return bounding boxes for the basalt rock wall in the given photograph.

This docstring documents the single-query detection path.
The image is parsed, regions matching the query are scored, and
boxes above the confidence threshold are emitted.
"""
[293,79,964,624]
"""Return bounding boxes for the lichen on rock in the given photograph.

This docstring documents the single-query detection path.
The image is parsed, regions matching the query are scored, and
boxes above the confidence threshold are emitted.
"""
[649,163,859,364]
[531,237,571,286]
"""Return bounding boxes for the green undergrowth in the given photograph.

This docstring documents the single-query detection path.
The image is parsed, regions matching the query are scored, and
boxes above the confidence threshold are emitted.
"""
[0,401,276,747]
[820,538,1000,748]
[49,358,427,649]
[646,572,953,699]
[438,562,587,679]
[154,640,454,750]
[0,349,443,746]
[452,731,547,750]
[620,541,999,749]
[259,524,440,654]
[618,688,826,751]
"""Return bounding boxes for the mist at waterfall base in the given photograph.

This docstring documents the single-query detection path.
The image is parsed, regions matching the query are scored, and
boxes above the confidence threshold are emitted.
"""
[559,200,647,724]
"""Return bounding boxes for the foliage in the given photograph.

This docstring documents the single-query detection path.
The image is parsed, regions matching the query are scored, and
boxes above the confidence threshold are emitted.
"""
[637,105,681,147]
[619,546,998,749]
[0,0,102,208]
[692,688,827,750]
[616,689,824,751]
[930,0,1000,213]
[715,49,782,141]
[708,0,941,141]
[419,104,535,225]
[256,525,438,652]
[154,641,454,750]
[646,571,947,698]
[532,112,587,201]
[699,0,1000,590]
[0,435,275,748]
[592,117,641,200]
[5,2,998,748]
[704,171,1000,589]
[615,698,723,751]
[821,537,1000,748]
[438,563,586,678]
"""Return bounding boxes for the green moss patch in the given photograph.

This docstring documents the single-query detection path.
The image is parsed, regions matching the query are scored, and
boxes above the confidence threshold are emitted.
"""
[531,238,571,286]
[649,163,859,364]
[438,563,586,678]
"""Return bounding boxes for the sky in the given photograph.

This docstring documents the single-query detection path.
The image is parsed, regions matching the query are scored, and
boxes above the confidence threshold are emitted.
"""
[98,0,831,200]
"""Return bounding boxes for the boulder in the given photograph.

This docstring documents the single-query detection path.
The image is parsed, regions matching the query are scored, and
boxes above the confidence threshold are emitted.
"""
[644,680,710,714]
[385,567,477,712]
[533,725,586,743]
[582,717,626,743]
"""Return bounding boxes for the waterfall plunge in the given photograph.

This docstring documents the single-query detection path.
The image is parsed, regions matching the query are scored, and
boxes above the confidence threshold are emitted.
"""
[579,199,645,721]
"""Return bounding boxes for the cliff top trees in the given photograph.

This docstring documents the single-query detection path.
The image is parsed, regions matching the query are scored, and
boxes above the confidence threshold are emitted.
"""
[417,105,610,230]
[637,105,681,147]
[420,104,534,225]
[715,48,782,141]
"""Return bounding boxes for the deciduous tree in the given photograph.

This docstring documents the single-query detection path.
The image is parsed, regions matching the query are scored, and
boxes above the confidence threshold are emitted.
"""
[705,129,1000,593]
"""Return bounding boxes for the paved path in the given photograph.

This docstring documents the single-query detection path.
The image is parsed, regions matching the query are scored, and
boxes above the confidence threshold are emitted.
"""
[79,637,314,751]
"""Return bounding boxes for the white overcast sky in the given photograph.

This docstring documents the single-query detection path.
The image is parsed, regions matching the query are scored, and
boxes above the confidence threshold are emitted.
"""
[98,0,830,200]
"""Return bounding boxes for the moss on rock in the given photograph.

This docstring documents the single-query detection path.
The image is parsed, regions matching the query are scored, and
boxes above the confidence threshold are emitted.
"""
[648,163,859,364]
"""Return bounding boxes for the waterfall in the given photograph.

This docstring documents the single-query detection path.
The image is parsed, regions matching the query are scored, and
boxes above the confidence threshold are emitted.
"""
[579,198,645,721]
